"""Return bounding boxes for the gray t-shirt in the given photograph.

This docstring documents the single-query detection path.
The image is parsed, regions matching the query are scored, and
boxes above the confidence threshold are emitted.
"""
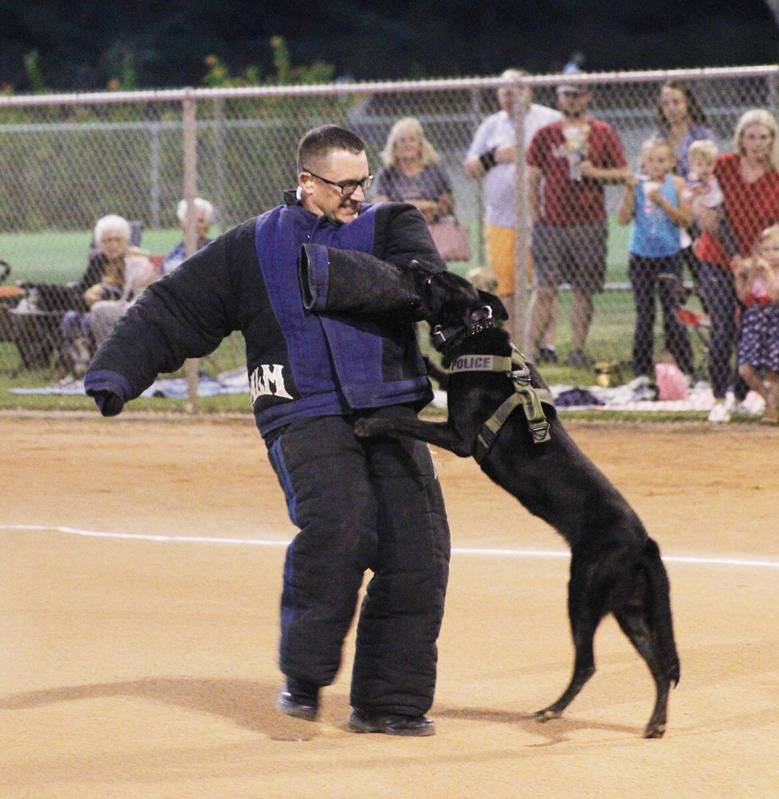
[372,163,452,203]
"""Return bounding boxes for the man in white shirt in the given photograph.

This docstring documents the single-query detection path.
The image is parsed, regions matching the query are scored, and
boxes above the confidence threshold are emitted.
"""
[464,69,562,360]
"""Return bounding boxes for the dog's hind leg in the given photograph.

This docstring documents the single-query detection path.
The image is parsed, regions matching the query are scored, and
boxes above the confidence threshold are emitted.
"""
[614,601,670,738]
[614,540,679,738]
[534,551,613,722]
[535,541,642,724]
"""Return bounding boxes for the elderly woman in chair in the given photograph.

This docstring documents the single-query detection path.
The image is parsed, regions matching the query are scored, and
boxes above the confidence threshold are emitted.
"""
[61,215,155,375]
[82,214,157,346]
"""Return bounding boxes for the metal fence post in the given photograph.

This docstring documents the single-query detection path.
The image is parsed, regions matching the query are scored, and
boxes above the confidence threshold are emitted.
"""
[511,80,530,350]
[149,119,161,229]
[182,91,199,412]
[214,97,226,232]
[468,86,485,265]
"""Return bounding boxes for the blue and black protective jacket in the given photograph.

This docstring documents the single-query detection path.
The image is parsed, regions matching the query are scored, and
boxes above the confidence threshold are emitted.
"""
[84,196,444,439]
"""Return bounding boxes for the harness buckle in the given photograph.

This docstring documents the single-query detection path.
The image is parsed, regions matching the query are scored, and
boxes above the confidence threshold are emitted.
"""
[510,365,531,384]
[474,425,498,463]
[527,418,551,444]
[431,325,447,347]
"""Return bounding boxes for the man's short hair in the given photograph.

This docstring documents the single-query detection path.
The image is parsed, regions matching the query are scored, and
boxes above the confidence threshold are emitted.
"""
[297,125,365,172]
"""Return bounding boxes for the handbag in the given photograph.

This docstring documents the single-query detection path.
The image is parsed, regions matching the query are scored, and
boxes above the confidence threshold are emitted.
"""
[428,217,472,262]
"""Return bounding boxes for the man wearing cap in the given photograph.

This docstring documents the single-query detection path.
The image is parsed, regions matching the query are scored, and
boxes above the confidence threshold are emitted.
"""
[464,69,562,359]
[526,83,629,368]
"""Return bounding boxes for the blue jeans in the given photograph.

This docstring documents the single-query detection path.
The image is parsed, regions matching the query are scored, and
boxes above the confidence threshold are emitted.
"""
[697,261,747,400]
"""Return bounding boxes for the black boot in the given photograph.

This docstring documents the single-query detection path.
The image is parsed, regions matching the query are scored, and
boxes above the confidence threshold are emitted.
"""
[277,678,320,721]
[347,708,435,736]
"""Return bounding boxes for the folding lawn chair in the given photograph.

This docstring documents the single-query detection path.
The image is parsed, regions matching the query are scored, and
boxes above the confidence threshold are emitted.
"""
[657,271,711,384]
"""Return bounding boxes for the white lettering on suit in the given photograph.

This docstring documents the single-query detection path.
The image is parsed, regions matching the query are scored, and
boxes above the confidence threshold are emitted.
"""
[250,364,293,402]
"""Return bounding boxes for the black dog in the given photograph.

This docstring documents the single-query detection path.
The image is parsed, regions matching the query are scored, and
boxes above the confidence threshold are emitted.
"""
[355,270,680,738]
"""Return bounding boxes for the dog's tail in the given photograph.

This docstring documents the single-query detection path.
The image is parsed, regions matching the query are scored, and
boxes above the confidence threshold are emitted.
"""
[641,537,681,686]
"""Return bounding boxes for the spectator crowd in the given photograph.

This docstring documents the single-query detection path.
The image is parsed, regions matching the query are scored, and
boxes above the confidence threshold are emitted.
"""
[17,72,778,425]
[367,73,779,424]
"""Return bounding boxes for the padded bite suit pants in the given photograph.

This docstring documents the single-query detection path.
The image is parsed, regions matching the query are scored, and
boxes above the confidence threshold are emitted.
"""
[268,407,450,717]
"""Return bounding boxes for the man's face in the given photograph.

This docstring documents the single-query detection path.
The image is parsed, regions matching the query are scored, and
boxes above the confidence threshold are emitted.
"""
[299,148,370,224]
[497,85,531,114]
[557,89,590,118]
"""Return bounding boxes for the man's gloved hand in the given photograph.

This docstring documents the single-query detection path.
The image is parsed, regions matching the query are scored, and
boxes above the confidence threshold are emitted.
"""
[92,390,125,417]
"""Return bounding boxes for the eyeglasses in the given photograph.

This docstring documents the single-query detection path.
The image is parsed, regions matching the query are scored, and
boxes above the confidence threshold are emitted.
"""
[302,167,373,196]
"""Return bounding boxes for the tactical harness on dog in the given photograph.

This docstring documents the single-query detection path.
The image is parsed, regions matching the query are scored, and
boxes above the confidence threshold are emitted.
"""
[429,295,554,461]
[447,348,554,461]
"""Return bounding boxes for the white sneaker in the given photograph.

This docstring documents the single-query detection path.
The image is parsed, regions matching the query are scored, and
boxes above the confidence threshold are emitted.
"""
[732,394,765,417]
[707,401,732,423]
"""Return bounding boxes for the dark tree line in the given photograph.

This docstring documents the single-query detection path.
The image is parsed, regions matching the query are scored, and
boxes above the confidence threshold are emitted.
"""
[0,0,776,92]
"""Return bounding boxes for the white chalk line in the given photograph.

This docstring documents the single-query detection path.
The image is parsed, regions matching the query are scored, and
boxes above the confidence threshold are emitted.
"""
[2,523,779,570]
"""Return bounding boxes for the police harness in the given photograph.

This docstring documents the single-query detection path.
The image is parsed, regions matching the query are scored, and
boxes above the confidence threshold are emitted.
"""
[431,307,554,463]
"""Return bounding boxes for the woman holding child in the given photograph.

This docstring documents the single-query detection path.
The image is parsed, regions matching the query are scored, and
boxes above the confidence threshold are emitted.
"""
[656,81,716,309]
[694,109,779,422]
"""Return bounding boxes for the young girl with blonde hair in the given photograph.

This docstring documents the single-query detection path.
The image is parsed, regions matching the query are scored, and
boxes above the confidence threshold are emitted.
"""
[617,137,694,385]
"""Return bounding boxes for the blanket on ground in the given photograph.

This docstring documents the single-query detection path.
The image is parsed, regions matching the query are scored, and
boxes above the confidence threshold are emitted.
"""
[9,369,763,415]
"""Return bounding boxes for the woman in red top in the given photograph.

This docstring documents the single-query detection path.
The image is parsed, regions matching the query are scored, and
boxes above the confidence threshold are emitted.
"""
[693,109,779,422]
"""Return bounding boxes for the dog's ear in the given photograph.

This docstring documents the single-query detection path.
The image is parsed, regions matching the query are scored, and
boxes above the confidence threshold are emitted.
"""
[477,290,508,322]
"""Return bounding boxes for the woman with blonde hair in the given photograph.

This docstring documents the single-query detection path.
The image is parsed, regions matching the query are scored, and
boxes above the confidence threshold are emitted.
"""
[694,108,779,422]
[372,117,453,223]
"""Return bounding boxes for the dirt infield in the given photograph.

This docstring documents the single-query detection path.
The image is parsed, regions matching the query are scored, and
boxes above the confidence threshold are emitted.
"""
[2,414,778,799]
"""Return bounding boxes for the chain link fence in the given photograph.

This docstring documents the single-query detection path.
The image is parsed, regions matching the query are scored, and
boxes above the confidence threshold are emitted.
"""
[1,66,777,406]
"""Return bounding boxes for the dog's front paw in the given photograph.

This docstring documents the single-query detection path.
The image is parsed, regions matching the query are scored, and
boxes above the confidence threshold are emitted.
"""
[534,707,562,723]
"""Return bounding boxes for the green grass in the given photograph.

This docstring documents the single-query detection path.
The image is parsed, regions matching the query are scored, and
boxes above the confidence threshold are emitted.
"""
[1,218,631,283]
[0,389,251,414]
[0,227,185,283]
